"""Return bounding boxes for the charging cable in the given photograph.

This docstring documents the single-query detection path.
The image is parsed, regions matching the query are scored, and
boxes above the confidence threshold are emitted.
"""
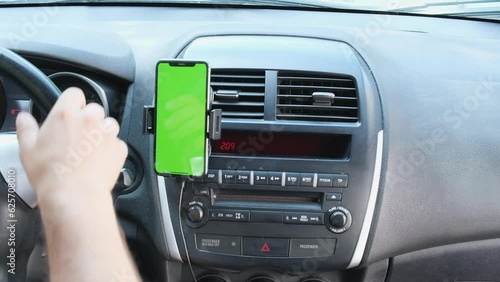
[179,179,197,282]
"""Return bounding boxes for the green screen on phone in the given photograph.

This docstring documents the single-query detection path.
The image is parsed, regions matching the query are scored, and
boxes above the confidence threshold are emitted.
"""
[155,61,208,176]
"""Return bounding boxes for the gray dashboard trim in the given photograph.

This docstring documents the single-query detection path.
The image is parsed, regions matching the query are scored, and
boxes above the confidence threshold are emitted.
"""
[0,24,135,81]
[348,130,383,269]
[157,175,183,262]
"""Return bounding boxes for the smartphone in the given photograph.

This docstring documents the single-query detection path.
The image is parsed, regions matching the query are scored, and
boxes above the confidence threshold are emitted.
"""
[155,60,210,177]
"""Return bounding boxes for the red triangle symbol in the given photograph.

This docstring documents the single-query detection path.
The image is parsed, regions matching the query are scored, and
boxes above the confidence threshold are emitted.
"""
[260,243,271,253]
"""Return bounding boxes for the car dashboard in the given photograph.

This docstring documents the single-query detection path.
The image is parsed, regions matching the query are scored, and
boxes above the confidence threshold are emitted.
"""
[0,5,500,282]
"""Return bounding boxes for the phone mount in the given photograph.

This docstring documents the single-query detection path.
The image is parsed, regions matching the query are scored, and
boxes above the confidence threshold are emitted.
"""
[143,106,222,141]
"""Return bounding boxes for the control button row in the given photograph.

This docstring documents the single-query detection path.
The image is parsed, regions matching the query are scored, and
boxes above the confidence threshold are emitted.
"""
[207,210,326,226]
[209,209,250,222]
[201,170,348,188]
[283,212,324,225]
[195,234,336,257]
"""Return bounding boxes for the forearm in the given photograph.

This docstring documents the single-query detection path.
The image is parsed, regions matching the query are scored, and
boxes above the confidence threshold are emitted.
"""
[16,89,137,281]
[39,189,141,282]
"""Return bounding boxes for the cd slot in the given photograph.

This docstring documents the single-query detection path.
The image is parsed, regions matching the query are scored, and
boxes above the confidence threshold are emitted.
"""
[212,189,322,210]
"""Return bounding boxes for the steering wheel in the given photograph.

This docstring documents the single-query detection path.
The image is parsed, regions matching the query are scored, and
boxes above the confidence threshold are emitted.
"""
[0,48,61,282]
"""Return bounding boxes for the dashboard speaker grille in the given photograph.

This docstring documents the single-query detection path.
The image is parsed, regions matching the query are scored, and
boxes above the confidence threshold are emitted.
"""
[211,69,265,119]
[277,71,359,122]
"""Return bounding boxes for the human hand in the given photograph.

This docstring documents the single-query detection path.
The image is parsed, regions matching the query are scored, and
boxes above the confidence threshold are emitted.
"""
[16,87,127,205]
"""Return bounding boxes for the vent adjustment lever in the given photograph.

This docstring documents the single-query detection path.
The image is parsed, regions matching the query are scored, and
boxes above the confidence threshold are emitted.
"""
[312,92,335,106]
[214,90,240,100]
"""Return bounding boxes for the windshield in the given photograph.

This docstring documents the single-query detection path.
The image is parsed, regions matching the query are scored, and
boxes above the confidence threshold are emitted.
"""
[1,0,499,21]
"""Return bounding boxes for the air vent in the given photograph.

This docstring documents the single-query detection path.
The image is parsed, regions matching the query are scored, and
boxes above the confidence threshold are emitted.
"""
[277,72,359,122]
[211,69,266,119]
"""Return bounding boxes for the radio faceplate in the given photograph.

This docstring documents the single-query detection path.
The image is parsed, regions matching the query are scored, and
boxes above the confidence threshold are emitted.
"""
[175,126,383,271]
[180,179,350,266]
[182,173,352,235]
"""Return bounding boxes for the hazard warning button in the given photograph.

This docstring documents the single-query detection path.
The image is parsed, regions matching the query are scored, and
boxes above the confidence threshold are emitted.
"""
[242,237,289,257]
[261,243,271,253]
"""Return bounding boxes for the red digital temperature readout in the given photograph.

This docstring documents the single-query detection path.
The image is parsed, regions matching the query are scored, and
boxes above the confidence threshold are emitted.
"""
[211,130,351,159]
[219,141,237,152]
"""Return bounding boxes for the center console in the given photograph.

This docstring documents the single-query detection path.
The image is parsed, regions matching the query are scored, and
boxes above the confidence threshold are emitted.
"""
[157,35,383,280]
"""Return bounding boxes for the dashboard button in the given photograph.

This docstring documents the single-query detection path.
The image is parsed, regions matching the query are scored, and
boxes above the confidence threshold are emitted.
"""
[236,170,251,184]
[268,172,283,186]
[289,238,336,257]
[284,172,300,186]
[243,237,289,257]
[196,234,241,255]
[283,212,324,225]
[332,174,348,187]
[300,173,315,187]
[253,171,268,185]
[194,186,211,196]
[222,170,236,183]
[317,174,333,187]
[210,209,250,222]
[326,192,342,201]
[205,170,219,183]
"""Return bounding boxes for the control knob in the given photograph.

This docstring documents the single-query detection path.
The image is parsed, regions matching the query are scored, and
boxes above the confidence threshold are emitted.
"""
[329,211,348,229]
[187,205,204,223]
[325,206,352,234]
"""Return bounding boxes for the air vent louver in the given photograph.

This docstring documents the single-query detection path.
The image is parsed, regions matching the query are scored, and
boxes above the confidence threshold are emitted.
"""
[277,72,359,122]
[211,69,266,119]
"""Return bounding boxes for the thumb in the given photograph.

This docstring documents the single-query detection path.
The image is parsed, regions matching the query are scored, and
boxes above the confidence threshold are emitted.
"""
[16,112,39,150]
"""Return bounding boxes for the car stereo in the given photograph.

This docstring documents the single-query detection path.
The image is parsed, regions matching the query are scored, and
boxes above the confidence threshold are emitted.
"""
[169,126,383,271]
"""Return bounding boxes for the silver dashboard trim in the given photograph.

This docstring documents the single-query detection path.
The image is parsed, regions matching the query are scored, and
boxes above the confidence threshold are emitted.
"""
[0,134,38,208]
[48,72,110,117]
[347,130,384,269]
[157,175,183,262]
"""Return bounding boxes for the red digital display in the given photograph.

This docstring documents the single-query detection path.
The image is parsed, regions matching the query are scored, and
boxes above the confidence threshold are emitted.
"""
[211,130,350,159]
[219,141,237,152]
